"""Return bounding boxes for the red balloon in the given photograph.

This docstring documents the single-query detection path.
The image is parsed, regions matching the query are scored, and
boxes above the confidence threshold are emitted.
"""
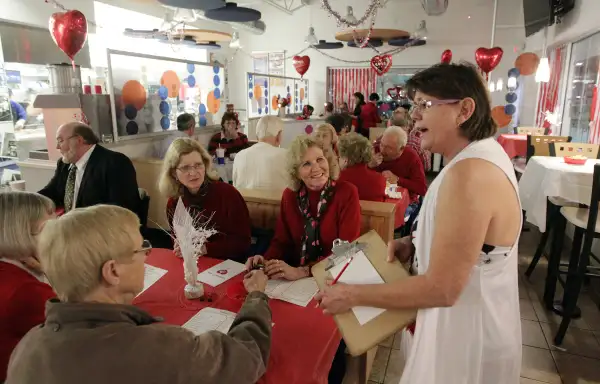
[371,54,392,76]
[441,49,452,64]
[49,10,88,62]
[293,55,311,78]
[475,47,504,80]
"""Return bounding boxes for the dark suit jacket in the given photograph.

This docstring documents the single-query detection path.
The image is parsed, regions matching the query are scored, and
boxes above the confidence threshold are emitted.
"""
[39,145,140,215]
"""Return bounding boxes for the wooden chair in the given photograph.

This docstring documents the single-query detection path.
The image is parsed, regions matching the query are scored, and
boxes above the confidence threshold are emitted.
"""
[526,135,571,159]
[369,127,386,142]
[549,142,600,159]
[516,127,546,135]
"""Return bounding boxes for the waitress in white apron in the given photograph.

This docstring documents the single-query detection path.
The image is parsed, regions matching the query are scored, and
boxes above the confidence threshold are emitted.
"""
[315,63,522,384]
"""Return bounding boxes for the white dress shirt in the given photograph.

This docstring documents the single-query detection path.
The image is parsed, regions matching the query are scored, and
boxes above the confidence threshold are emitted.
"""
[72,144,95,208]
[232,142,289,192]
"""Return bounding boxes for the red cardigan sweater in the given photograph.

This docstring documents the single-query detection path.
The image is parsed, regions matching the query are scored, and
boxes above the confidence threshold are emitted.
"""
[167,181,251,262]
[338,164,386,202]
[264,181,362,266]
[0,261,55,381]
[359,102,381,133]
[374,147,427,201]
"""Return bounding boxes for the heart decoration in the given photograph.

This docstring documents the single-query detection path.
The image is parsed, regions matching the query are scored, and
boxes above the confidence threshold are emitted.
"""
[49,10,88,64]
[293,55,311,78]
[371,54,392,76]
[386,86,404,100]
[475,47,504,80]
[441,49,452,64]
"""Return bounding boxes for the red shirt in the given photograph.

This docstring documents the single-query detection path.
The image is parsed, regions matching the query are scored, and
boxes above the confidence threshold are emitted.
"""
[264,181,362,266]
[166,181,251,262]
[0,261,55,381]
[338,164,386,202]
[374,147,427,201]
[208,131,249,157]
[359,102,381,133]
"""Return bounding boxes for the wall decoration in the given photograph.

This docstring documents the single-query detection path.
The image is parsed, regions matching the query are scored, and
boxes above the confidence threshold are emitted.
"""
[491,105,511,128]
[305,124,314,134]
[475,47,503,81]
[441,49,452,64]
[247,72,308,118]
[293,55,311,78]
[161,70,181,98]
[122,80,147,111]
[515,52,540,76]
[371,54,392,76]
[49,9,88,66]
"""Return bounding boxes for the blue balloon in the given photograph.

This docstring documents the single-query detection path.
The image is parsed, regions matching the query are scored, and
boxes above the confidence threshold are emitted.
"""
[504,104,516,116]
[213,75,220,87]
[214,88,221,99]
[187,63,195,74]
[159,101,171,115]
[508,68,520,78]
[264,80,268,87]
[248,74,253,80]
[160,116,171,130]
[258,107,262,114]
[199,103,207,115]
[249,91,253,99]
[187,75,196,87]
[265,107,269,114]
[264,89,268,97]
[199,116,207,127]
[126,121,139,135]
[124,105,137,120]
[249,82,253,89]
[505,92,518,104]
[213,65,220,74]
[158,86,168,100]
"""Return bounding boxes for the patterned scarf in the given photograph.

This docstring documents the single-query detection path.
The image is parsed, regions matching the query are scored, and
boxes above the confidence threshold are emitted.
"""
[297,180,336,266]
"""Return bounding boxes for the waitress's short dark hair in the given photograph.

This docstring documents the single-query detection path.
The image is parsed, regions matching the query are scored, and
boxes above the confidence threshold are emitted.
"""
[369,93,380,102]
[406,63,496,141]
[220,112,238,129]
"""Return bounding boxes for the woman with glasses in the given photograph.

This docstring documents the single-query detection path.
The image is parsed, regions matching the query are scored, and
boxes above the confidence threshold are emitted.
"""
[207,112,249,158]
[159,138,251,261]
[0,192,56,382]
[5,205,272,384]
[316,63,521,384]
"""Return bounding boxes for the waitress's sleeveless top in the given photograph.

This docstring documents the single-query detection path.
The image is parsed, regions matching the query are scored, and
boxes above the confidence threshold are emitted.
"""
[399,137,522,384]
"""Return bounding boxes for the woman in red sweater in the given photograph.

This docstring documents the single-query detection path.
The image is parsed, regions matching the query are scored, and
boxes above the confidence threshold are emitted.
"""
[0,192,56,382]
[246,135,362,280]
[337,133,386,202]
[359,93,382,138]
[159,138,251,262]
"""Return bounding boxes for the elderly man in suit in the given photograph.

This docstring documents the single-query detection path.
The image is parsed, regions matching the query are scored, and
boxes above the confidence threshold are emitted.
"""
[39,122,140,215]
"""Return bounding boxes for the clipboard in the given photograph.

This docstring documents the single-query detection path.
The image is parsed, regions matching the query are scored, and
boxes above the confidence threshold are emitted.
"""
[311,230,416,357]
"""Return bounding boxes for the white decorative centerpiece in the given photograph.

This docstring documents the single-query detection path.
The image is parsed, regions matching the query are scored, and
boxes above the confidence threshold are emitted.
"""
[171,198,217,300]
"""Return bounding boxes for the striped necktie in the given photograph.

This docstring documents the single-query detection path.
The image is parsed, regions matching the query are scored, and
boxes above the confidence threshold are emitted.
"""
[64,165,77,212]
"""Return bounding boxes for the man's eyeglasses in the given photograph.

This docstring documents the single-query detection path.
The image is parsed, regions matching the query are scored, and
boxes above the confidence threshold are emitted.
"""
[409,99,461,114]
[135,239,152,257]
[177,163,205,174]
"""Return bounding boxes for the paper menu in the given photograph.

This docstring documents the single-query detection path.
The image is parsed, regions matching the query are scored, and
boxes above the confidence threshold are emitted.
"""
[329,250,386,325]
[197,260,246,287]
[265,278,318,307]
[137,264,168,297]
[182,308,236,335]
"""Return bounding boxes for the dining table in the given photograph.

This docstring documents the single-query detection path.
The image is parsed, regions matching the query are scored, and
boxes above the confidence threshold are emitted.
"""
[497,134,528,159]
[385,186,411,229]
[134,249,341,384]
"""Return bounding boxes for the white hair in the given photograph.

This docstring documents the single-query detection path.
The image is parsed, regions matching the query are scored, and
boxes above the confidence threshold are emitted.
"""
[384,126,408,150]
[256,116,283,140]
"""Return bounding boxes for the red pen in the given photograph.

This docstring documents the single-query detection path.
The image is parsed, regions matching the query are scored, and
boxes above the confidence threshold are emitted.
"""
[332,256,353,285]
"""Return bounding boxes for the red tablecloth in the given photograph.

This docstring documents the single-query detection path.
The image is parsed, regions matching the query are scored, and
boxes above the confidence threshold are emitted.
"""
[497,134,527,159]
[385,186,411,229]
[134,249,341,384]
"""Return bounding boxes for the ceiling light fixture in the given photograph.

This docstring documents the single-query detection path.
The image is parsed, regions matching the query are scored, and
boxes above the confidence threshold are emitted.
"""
[412,20,428,40]
[305,26,319,45]
[229,31,241,48]
[345,6,358,24]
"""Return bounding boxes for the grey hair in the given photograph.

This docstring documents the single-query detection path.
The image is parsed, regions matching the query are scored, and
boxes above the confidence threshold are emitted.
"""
[338,133,373,167]
[384,126,408,150]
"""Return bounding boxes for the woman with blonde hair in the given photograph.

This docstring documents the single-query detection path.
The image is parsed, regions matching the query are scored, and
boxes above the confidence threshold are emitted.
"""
[313,123,340,175]
[337,133,387,202]
[0,192,56,382]
[159,138,251,261]
[6,205,272,384]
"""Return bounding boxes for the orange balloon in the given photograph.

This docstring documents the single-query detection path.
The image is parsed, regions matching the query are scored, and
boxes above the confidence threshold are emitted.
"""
[121,80,147,110]
[253,84,263,100]
[514,52,540,76]
[207,90,221,114]
[271,96,279,110]
[300,88,305,101]
[491,106,512,128]
[160,70,181,98]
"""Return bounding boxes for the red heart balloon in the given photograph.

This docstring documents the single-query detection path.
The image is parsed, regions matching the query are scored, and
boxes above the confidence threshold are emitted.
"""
[371,54,392,76]
[293,55,310,78]
[386,87,398,99]
[49,10,88,61]
[475,47,503,78]
[441,49,452,64]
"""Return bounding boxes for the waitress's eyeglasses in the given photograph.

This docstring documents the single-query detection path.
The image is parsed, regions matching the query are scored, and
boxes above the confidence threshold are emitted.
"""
[409,99,461,114]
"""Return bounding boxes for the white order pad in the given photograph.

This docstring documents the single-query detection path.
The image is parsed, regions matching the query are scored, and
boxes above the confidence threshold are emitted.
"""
[266,278,318,307]
[182,308,236,335]
[329,250,386,325]
[137,264,168,297]
[197,259,246,287]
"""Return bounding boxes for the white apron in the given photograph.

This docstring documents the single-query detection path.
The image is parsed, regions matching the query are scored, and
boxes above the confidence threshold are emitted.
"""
[399,137,522,384]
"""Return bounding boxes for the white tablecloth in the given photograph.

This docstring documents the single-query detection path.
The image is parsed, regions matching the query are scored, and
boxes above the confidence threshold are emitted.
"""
[214,160,233,183]
[519,156,600,232]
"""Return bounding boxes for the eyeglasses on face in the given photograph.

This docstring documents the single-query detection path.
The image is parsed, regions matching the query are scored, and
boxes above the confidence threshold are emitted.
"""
[134,239,152,257]
[409,99,461,114]
[176,163,205,174]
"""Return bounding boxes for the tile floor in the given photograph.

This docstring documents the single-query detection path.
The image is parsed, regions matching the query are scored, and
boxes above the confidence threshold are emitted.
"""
[368,227,600,384]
